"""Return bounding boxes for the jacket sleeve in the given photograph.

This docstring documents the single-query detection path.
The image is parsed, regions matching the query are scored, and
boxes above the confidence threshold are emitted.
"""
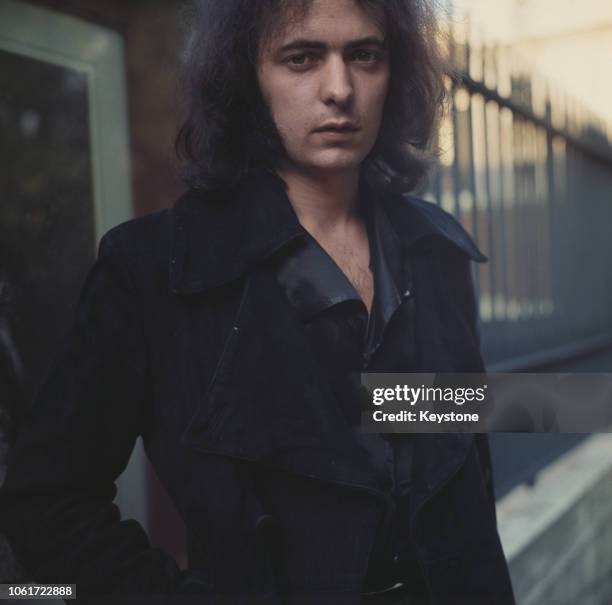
[442,246,498,520]
[462,256,498,522]
[0,233,183,597]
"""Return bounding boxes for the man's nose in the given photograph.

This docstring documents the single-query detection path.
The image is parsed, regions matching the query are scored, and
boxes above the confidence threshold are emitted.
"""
[320,55,354,108]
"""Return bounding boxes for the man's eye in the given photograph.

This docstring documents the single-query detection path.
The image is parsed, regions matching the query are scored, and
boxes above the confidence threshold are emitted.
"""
[351,49,380,63]
[285,53,316,67]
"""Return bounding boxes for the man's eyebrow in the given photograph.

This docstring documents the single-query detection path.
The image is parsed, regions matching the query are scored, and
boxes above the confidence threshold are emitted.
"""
[277,36,386,53]
[345,36,387,50]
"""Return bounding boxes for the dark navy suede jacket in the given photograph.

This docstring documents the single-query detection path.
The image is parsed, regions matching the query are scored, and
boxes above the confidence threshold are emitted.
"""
[0,169,515,605]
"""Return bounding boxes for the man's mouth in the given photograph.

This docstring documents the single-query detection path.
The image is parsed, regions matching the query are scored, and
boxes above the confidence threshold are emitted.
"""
[314,122,359,133]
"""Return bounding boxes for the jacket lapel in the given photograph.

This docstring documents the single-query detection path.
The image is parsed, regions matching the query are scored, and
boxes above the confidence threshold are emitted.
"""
[174,170,486,506]
[179,258,395,493]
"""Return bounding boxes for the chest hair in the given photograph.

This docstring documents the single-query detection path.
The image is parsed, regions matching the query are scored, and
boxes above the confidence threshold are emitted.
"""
[322,237,374,316]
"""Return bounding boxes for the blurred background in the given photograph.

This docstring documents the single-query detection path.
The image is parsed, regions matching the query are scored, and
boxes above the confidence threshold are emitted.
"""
[0,0,611,602]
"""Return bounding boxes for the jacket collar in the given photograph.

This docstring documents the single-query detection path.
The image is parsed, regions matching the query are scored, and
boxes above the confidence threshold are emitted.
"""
[169,169,487,295]
[274,183,404,321]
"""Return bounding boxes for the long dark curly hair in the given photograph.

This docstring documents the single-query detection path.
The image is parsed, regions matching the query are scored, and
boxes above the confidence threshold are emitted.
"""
[176,0,450,194]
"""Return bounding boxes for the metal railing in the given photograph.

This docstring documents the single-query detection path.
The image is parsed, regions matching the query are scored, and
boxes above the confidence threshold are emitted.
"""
[428,34,612,370]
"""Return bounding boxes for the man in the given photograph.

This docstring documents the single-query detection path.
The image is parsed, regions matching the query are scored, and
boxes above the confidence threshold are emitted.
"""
[0,1,515,604]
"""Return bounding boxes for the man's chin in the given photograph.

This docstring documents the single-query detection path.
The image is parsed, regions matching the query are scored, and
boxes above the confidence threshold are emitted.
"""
[296,154,365,176]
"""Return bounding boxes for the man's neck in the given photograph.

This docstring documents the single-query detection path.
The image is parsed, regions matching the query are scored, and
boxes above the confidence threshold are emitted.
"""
[276,166,362,241]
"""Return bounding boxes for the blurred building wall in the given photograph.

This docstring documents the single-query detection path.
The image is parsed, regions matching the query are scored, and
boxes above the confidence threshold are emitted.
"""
[455,0,612,129]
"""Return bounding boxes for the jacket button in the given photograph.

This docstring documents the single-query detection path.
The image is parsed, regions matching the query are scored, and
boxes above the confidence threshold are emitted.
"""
[255,513,275,530]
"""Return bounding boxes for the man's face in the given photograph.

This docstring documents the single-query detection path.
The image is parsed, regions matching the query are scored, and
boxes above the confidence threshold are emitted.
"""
[256,0,390,177]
